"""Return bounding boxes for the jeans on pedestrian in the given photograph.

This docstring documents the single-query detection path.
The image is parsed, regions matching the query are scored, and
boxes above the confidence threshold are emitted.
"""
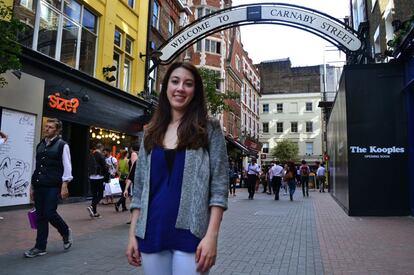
[90,178,105,213]
[301,176,309,197]
[272,177,282,200]
[247,174,257,198]
[318,176,326,192]
[141,250,207,275]
[288,180,296,198]
[229,178,236,195]
[116,179,127,209]
[34,186,69,250]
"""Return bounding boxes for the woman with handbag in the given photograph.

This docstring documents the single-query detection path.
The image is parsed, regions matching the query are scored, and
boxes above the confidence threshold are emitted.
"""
[115,149,129,212]
[126,62,229,275]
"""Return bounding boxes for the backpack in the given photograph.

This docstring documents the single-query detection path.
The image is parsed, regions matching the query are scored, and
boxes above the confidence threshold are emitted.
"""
[300,165,309,176]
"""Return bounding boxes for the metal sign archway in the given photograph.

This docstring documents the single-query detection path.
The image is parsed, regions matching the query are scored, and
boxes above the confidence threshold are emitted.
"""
[153,3,362,66]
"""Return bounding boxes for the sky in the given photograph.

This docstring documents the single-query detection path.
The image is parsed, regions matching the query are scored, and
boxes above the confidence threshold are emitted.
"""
[231,0,351,66]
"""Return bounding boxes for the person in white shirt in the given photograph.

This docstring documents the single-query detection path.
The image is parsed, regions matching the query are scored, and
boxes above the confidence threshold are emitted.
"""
[270,161,284,200]
[245,158,260,200]
[103,148,118,204]
[316,163,326,193]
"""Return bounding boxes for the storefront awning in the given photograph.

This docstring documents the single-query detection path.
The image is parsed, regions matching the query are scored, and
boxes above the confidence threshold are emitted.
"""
[225,136,257,156]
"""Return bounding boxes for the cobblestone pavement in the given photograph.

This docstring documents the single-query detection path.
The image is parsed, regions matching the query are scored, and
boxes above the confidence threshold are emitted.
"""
[1,189,413,275]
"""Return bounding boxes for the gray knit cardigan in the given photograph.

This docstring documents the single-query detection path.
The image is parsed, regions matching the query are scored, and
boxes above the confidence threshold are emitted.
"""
[130,120,229,239]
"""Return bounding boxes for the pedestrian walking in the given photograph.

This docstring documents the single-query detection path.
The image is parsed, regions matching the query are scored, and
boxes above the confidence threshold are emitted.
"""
[87,143,108,218]
[300,160,310,197]
[126,62,229,275]
[103,147,118,204]
[270,161,284,200]
[284,161,297,201]
[317,163,326,193]
[115,149,129,212]
[24,118,73,258]
[229,160,237,196]
[246,158,260,200]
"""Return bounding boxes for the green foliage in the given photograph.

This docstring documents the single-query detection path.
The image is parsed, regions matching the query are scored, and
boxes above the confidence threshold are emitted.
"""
[270,139,299,163]
[386,14,414,49]
[0,1,24,87]
[199,68,239,116]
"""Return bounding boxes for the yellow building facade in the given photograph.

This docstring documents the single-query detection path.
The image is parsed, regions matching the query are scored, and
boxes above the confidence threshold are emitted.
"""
[10,0,149,95]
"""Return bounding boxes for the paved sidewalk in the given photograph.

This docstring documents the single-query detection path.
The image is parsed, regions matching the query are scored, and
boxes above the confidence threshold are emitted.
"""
[0,189,413,274]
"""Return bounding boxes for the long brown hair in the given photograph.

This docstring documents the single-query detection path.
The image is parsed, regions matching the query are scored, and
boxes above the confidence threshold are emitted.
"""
[144,62,208,152]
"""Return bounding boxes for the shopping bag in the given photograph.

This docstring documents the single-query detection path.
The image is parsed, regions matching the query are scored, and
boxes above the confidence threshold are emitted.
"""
[108,178,122,195]
[27,208,37,230]
[104,183,111,197]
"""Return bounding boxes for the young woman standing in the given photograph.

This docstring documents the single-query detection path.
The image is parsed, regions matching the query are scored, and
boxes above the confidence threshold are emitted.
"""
[126,62,229,275]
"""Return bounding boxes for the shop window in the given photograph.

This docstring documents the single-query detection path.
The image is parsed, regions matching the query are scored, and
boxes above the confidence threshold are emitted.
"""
[291,122,298,133]
[276,122,283,133]
[15,0,98,75]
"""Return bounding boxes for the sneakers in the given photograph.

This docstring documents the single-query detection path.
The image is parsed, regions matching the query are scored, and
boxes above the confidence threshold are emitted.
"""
[24,247,47,258]
[63,228,73,250]
[93,213,101,218]
[87,206,94,218]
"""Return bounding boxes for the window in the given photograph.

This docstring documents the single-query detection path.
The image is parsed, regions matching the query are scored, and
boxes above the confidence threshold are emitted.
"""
[204,39,221,54]
[262,104,269,113]
[262,143,269,154]
[196,41,202,52]
[113,52,121,87]
[306,102,313,111]
[289,102,298,113]
[277,103,283,113]
[235,55,240,71]
[306,142,314,155]
[276,122,283,133]
[262,122,269,133]
[125,37,133,55]
[128,0,134,8]
[306,121,313,133]
[123,58,131,91]
[152,0,159,29]
[114,29,122,48]
[21,1,98,75]
[291,122,298,133]
[168,18,175,38]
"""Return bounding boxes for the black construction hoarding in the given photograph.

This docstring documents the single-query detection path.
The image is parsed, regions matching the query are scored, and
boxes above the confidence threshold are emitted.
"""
[327,63,409,216]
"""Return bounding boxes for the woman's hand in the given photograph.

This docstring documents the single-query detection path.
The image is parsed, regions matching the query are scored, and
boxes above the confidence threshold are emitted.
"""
[195,234,218,273]
[126,235,141,267]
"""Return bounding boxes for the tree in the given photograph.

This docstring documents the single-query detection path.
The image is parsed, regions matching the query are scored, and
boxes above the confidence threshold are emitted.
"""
[270,139,299,163]
[0,1,24,87]
[199,68,239,116]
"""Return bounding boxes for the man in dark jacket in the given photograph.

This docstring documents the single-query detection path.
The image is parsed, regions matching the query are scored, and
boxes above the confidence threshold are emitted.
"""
[24,118,73,258]
[87,143,107,218]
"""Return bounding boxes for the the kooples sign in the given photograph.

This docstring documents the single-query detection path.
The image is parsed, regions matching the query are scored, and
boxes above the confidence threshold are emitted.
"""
[159,4,361,63]
[349,146,405,159]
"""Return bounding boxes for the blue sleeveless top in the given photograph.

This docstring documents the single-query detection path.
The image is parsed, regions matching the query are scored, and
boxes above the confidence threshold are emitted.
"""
[138,146,201,253]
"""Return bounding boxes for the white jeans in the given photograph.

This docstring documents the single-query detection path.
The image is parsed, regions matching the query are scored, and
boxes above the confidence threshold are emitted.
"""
[141,250,208,275]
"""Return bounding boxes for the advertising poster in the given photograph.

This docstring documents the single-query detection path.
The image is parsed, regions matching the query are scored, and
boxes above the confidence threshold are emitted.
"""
[0,108,36,207]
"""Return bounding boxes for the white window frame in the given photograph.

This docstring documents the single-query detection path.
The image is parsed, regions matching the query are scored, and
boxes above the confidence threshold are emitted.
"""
[291,122,298,133]
[306,142,314,155]
[306,121,313,133]
[262,122,269,133]
[276,122,283,133]
[276,103,283,113]
[168,18,175,38]
[152,0,160,30]
[305,102,313,112]
[262,103,269,113]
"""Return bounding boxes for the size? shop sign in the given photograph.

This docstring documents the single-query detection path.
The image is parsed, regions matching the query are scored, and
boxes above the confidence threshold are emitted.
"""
[48,93,80,114]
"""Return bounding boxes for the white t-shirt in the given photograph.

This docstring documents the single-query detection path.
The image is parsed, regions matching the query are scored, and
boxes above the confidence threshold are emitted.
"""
[106,156,118,176]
